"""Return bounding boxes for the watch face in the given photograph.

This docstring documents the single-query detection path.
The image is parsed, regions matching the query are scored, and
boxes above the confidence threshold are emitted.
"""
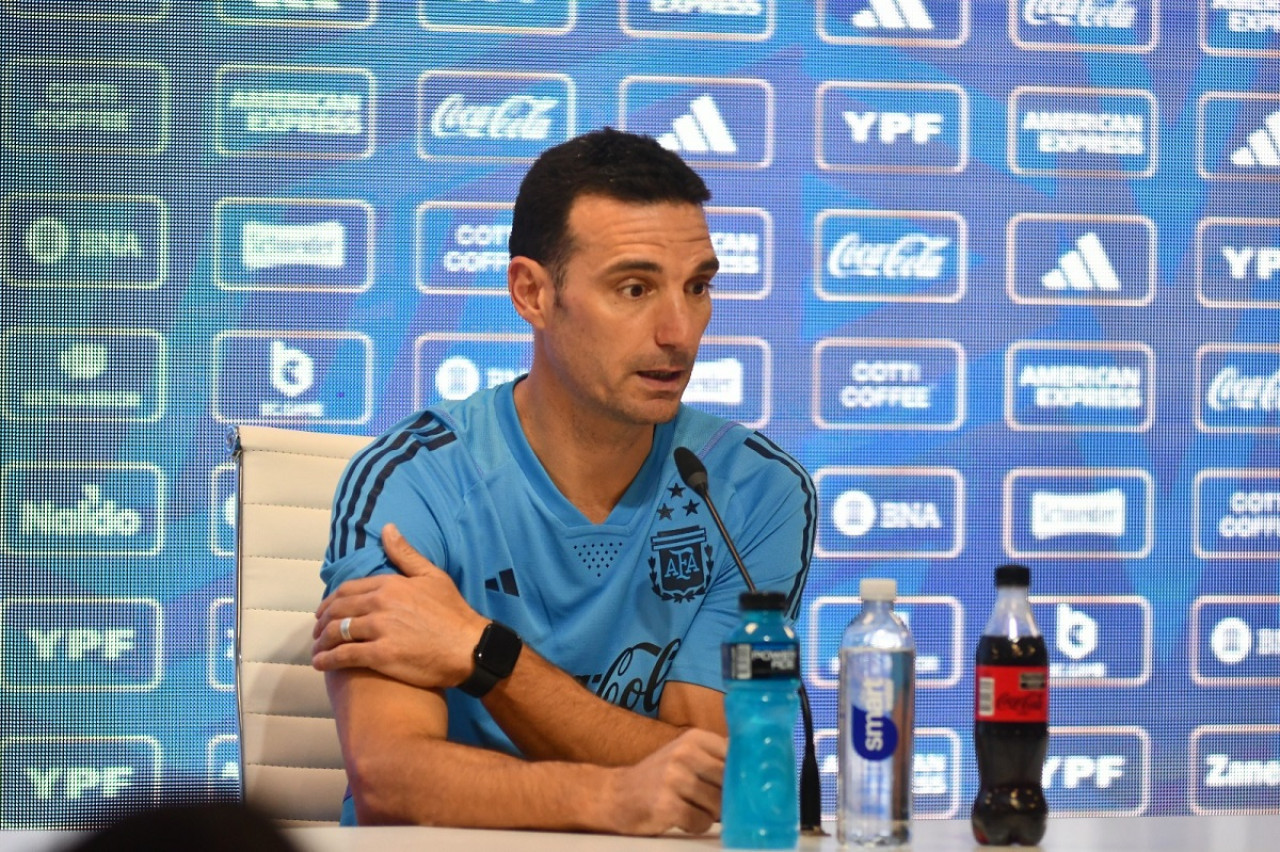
[477,622,523,678]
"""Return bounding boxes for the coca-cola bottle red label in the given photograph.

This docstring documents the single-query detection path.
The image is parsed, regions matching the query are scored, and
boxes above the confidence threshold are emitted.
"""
[974,665,1048,723]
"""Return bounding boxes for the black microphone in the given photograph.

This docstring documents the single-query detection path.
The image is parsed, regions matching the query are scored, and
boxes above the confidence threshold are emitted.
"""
[674,446,825,835]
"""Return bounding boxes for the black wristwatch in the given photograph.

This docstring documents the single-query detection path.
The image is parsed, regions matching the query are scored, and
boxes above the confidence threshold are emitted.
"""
[458,620,523,698]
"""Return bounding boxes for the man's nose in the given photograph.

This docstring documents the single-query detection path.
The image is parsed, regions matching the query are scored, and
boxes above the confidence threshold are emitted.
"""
[654,290,703,347]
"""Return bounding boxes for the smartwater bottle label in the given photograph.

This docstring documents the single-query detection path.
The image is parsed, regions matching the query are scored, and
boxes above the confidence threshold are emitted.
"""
[975,665,1048,722]
[723,642,799,680]
[852,675,899,761]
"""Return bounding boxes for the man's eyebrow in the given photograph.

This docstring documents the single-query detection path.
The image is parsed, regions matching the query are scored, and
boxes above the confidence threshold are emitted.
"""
[600,256,720,276]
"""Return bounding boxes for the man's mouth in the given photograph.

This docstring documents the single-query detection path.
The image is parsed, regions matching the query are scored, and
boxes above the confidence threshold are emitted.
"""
[637,368,686,383]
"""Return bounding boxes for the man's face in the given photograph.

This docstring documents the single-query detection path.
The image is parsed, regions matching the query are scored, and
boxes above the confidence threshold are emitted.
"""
[536,194,718,428]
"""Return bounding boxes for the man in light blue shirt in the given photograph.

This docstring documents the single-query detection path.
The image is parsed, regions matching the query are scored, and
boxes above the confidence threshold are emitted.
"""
[312,129,815,834]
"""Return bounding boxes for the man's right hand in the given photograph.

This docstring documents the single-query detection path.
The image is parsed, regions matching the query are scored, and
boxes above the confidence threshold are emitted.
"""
[602,728,726,836]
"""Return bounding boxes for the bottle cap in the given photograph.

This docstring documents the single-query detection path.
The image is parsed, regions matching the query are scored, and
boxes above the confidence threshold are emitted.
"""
[995,564,1031,587]
[739,590,787,611]
[859,578,897,601]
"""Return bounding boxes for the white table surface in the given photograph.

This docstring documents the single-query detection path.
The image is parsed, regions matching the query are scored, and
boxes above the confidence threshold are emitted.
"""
[6,816,1280,852]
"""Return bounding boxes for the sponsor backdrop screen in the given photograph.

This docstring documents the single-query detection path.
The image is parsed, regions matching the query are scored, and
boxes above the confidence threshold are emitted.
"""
[0,0,1277,829]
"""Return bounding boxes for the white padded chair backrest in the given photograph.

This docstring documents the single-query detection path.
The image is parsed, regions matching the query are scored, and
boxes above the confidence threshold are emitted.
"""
[232,425,373,826]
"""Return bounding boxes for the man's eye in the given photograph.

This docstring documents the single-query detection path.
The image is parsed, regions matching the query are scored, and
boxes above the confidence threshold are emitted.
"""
[622,283,647,298]
[690,280,713,296]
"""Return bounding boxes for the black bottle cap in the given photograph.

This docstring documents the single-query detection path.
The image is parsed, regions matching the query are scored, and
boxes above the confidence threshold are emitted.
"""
[739,590,787,611]
[995,564,1031,587]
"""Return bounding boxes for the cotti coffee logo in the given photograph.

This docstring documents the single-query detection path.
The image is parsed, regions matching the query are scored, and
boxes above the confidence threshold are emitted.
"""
[0,464,165,558]
[413,333,532,408]
[621,0,774,40]
[419,0,576,34]
[1196,344,1280,433]
[1198,93,1280,180]
[214,198,372,293]
[1193,470,1280,559]
[1009,86,1157,177]
[0,598,163,692]
[818,0,968,46]
[1004,468,1152,559]
[1005,341,1155,432]
[215,64,375,159]
[1011,0,1157,53]
[816,82,968,174]
[1,328,166,423]
[2,194,167,290]
[1197,218,1280,308]
[416,201,513,295]
[812,339,965,429]
[211,331,373,426]
[807,594,963,688]
[0,736,161,829]
[814,467,963,558]
[418,72,574,162]
[2,59,169,154]
[815,210,966,303]
[1191,596,1280,686]
[619,77,773,169]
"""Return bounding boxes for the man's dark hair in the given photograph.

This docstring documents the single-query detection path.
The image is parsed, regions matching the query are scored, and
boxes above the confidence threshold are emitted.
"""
[509,128,711,283]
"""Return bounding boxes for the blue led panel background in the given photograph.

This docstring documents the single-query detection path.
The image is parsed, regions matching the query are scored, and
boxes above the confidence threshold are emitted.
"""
[1,0,1278,828]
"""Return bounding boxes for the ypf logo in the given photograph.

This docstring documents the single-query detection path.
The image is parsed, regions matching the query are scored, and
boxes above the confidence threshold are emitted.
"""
[816,83,968,174]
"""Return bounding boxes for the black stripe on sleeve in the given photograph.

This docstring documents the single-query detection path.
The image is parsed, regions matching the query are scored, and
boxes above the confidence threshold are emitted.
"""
[745,435,816,621]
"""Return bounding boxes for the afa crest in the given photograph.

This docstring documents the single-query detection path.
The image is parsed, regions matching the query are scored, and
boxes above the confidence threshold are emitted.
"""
[648,526,713,602]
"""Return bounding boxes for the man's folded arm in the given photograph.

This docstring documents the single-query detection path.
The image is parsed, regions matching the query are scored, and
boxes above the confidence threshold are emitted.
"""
[479,647,726,765]
[326,666,725,834]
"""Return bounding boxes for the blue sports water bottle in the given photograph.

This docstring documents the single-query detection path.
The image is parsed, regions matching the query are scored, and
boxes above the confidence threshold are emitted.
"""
[721,590,800,849]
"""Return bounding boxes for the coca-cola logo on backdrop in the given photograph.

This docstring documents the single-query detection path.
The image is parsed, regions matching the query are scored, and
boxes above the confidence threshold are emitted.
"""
[827,232,950,279]
[1205,368,1280,413]
[417,72,574,160]
[430,94,559,141]
[1196,346,1280,433]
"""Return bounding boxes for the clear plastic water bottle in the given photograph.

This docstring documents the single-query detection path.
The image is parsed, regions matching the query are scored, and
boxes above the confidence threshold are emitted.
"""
[721,590,800,850]
[838,578,915,846]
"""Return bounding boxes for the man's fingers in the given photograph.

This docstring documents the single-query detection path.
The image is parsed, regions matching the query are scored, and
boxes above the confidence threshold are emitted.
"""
[381,523,440,578]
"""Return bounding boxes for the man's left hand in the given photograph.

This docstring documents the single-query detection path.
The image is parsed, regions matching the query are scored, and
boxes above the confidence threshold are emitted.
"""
[312,523,488,689]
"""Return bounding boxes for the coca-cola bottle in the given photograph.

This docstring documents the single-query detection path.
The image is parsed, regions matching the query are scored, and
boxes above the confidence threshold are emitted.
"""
[971,565,1048,845]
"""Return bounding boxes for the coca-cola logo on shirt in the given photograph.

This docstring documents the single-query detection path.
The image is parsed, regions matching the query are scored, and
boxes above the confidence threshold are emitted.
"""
[430,94,559,141]
[827,232,950,279]
[1206,368,1280,412]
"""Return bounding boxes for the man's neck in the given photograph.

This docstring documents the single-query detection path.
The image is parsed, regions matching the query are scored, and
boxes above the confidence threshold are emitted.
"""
[512,376,655,525]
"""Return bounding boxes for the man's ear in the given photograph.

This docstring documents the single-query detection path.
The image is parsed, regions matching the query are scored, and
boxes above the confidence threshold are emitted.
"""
[509,256,552,330]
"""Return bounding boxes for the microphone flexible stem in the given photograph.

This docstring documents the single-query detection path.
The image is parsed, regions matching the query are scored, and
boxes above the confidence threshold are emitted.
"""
[690,479,825,833]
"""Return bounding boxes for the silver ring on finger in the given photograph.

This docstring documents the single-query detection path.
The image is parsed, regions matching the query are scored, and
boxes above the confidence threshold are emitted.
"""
[339,616,354,643]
